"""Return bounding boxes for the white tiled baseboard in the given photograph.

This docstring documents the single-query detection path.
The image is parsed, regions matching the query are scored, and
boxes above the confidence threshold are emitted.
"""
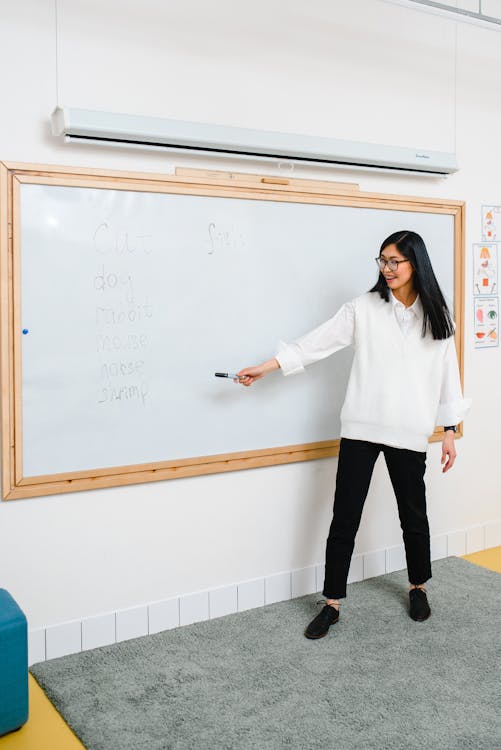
[45,620,82,660]
[265,571,292,605]
[28,521,501,665]
[148,598,179,634]
[485,519,501,548]
[82,612,115,651]
[116,606,149,643]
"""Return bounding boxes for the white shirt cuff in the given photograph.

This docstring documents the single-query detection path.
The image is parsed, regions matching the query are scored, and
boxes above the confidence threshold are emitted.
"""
[275,342,305,376]
[436,397,472,427]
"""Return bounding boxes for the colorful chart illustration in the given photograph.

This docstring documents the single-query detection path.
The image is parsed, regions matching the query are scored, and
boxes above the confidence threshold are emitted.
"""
[482,205,501,241]
[474,296,498,348]
[473,243,498,296]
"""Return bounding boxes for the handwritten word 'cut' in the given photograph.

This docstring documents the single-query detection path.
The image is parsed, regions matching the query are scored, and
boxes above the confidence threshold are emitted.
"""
[93,223,153,256]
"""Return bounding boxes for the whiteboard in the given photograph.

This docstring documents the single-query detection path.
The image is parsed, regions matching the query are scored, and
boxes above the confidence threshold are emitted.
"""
[19,182,455,478]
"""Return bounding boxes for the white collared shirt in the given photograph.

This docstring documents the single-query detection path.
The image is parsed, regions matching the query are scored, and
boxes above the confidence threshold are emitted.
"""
[390,291,421,337]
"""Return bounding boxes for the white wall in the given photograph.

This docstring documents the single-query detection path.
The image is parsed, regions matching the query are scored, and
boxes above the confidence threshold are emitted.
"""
[1,0,500,629]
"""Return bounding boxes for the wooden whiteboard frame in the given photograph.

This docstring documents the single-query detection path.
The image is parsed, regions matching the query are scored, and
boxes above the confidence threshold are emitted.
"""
[0,161,465,500]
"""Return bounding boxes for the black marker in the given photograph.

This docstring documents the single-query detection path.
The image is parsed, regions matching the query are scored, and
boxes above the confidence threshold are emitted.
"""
[215,372,240,380]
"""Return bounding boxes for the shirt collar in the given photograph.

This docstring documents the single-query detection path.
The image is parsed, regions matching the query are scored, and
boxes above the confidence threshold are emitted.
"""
[390,291,422,317]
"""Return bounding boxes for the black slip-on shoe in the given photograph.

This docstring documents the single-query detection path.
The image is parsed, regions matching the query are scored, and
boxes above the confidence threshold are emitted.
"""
[409,588,431,621]
[304,603,340,639]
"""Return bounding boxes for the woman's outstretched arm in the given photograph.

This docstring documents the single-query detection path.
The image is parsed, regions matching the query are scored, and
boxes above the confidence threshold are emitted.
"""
[237,301,355,386]
[237,358,280,387]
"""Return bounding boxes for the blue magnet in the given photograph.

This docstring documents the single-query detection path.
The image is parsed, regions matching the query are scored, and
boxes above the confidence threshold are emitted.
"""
[22,329,29,335]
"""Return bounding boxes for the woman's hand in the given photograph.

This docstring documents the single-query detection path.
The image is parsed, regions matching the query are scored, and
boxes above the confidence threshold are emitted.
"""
[441,431,457,473]
[237,358,280,386]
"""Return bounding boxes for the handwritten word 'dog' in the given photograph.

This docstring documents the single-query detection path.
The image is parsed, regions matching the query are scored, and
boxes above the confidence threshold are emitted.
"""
[94,265,134,302]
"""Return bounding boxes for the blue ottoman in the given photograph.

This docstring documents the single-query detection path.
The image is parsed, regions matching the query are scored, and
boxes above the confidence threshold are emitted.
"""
[0,589,28,736]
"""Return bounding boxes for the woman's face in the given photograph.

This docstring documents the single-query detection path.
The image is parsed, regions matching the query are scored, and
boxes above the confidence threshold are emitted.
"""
[379,243,414,293]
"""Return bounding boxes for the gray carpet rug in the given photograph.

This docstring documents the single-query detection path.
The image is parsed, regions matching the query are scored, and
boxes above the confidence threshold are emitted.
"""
[31,557,501,750]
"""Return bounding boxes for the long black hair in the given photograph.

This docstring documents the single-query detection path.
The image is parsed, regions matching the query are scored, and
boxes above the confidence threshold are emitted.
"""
[370,230,455,340]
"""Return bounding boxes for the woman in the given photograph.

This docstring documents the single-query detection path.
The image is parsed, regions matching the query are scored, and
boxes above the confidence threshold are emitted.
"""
[237,230,470,639]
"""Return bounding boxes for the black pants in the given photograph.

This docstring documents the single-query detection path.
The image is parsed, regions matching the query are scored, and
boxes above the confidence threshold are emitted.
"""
[322,438,432,599]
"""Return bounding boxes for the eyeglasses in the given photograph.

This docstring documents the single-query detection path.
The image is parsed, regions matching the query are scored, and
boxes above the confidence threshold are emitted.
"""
[375,257,410,272]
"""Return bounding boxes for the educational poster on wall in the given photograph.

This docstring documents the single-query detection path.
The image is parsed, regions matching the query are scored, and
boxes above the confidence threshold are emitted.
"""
[473,243,498,295]
[482,205,501,241]
[474,296,498,348]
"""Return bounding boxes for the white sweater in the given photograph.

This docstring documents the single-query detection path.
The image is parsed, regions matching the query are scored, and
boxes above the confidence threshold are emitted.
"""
[275,292,471,452]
